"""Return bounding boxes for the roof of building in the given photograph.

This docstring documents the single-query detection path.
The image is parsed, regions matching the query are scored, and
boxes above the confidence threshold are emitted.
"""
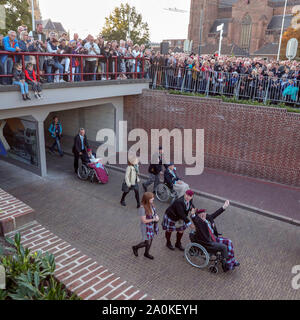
[199,43,248,56]
[253,42,279,55]
[35,19,66,33]
[267,15,293,30]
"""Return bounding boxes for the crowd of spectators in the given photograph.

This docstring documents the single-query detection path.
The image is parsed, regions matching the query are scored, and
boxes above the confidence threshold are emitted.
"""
[0,23,300,105]
[0,24,151,86]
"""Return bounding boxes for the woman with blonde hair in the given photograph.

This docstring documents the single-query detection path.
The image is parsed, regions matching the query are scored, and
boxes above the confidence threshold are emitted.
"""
[132,192,159,260]
[120,155,141,208]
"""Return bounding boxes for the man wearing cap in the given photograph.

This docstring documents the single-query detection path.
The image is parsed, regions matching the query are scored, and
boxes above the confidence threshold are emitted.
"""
[190,200,240,272]
[164,163,190,198]
[162,189,195,251]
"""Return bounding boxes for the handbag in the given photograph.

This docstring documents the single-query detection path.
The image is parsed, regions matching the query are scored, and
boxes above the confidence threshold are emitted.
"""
[122,180,129,192]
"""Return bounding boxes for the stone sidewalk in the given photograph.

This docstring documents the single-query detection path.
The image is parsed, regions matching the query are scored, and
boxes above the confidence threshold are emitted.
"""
[45,135,300,223]
[0,156,299,300]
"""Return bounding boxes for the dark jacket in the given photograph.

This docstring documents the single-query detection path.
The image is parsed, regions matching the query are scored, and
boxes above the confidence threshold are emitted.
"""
[148,153,163,175]
[165,196,195,224]
[12,69,25,82]
[164,168,180,189]
[191,207,225,244]
[32,31,47,43]
[72,134,89,155]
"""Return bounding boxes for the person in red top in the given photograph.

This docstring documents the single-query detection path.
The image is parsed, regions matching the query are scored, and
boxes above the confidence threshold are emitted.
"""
[24,63,43,99]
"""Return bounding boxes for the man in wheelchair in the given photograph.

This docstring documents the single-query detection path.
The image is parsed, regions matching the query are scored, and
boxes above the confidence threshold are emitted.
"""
[164,163,190,198]
[190,200,240,272]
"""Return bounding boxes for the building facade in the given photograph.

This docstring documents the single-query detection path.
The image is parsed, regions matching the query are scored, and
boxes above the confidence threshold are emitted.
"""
[27,0,42,21]
[188,0,300,56]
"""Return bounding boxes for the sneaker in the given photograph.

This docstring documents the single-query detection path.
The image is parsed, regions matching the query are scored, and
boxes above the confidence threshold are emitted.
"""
[34,92,39,99]
[59,79,66,83]
[120,200,126,207]
[38,93,43,99]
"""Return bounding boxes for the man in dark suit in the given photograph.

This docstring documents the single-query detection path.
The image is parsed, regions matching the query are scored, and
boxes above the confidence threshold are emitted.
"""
[190,200,240,272]
[72,128,89,173]
[142,146,164,193]
[162,190,195,251]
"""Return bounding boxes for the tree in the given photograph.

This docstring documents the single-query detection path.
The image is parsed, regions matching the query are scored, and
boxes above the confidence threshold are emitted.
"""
[0,0,32,35]
[100,3,150,45]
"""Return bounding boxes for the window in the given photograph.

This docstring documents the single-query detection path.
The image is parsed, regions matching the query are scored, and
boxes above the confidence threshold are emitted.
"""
[240,14,252,50]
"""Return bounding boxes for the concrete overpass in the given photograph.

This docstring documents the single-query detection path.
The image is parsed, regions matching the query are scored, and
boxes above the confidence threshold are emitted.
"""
[0,79,149,176]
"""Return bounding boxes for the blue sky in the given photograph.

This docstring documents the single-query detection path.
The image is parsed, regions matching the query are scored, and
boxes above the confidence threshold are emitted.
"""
[38,0,191,42]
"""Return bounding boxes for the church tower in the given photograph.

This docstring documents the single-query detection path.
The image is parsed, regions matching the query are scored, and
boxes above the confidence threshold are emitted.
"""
[188,0,219,53]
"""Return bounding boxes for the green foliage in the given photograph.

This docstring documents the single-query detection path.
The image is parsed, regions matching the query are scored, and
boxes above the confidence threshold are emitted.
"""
[100,3,150,45]
[0,233,80,300]
[167,90,300,113]
[0,0,32,35]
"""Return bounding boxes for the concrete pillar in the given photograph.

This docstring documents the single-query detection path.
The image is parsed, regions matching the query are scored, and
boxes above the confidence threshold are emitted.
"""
[112,97,125,153]
[0,120,10,151]
[32,111,49,177]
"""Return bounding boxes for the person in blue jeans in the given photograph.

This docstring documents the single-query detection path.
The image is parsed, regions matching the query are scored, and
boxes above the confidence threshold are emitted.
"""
[13,63,30,100]
[46,38,65,83]
[48,116,64,157]
[2,30,21,85]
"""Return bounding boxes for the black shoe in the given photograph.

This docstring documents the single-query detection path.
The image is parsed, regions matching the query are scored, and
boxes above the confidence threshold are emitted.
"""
[26,94,31,100]
[22,94,27,101]
[60,153,64,157]
[142,183,147,192]
[175,242,185,251]
[137,203,141,209]
[166,242,175,251]
[234,262,240,268]
[144,253,154,260]
[120,200,126,206]
[132,246,138,257]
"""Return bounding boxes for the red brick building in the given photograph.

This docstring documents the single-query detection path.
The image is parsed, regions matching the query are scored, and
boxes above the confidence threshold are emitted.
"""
[188,0,300,56]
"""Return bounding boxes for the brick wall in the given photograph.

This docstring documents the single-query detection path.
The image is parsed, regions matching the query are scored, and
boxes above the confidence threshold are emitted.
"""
[124,90,300,187]
[7,222,149,300]
[0,188,35,235]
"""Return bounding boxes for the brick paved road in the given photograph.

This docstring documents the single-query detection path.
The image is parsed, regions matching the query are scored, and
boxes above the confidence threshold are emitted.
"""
[0,156,299,300]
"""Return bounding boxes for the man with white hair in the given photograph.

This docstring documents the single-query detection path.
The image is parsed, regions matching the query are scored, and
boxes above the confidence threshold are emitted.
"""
[2,30,20,84]
[84,35,100,81]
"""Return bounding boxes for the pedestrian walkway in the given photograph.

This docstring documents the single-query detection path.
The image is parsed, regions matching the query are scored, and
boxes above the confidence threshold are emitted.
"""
[0,156,299,300]
[45,135,300,223]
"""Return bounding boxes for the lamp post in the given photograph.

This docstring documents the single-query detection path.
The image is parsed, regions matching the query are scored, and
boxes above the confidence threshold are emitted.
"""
[31,0,35,32]
[277,0,288,61]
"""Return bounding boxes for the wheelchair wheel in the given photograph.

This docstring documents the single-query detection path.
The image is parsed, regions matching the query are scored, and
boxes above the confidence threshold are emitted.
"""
[184,243,210,269]
[77,163,89,180]
[155,183,170,202]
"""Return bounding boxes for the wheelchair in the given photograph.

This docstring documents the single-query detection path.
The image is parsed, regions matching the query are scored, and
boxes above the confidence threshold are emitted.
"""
[77,159,109,184]
[184,232,224,274]
[155,182,178,203]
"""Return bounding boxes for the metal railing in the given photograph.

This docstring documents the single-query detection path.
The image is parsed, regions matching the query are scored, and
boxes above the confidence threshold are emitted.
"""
[149,66,300,107]
[0,51,151,83]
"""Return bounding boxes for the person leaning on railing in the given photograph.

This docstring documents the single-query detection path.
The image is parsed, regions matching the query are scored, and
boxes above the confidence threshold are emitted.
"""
[46,36,65,83]
[2,30,20,85]
[84,35,100,81]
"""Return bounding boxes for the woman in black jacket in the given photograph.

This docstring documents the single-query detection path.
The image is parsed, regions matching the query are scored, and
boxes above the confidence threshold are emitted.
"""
[190,200,240,272]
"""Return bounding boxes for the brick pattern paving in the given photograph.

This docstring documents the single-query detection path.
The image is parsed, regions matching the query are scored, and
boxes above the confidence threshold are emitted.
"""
[7,222,149,300]
[124,90,300,187]
[0,188,34,235]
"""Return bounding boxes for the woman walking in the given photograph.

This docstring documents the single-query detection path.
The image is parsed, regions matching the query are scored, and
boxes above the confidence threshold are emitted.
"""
[132,192,159,260]
[120,156,141,208]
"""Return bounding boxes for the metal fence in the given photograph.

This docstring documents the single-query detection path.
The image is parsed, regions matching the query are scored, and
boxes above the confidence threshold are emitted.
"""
[149,66,300,107]
[0,51,150,84]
